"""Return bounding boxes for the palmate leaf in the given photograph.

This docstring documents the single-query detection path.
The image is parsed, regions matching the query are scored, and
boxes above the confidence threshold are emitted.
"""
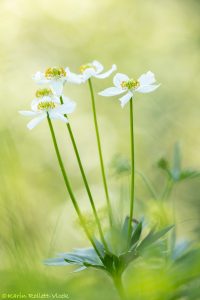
[157,143,200,183]
[44,247,104,272]
[119,225,173,269]
[137,225,174,252]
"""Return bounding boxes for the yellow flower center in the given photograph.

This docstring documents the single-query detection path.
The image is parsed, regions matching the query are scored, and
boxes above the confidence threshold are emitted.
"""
[35,88,53,98]
[80,64,95,73]
[121,79,140,90]
[37,101,56,111]
[45,67,66,79]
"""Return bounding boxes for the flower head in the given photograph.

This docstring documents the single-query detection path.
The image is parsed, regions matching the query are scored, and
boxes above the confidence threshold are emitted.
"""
[80,60,117,82]
[19,89,76,130]
[35,88,53,98]
[33,66,82,96]
[99,71,160,108]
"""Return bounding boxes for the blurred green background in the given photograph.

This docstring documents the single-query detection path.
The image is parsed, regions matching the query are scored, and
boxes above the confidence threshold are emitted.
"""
[0,0,200,299]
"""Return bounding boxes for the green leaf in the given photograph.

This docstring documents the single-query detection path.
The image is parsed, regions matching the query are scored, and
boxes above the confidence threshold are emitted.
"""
[121,216,130,241]
[137,225,174,252]
[118,245,138,268]
[157,158,171,178]
[44,247,104,271]
[179,169,200,181]
[93,238,105,258]
[130,222,142,248]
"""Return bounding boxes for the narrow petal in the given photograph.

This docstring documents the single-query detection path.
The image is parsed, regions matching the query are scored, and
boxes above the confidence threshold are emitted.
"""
[27,114,46,130]
[81,68,96,81]
[136,84,160,93]
[50,80,64,96]
[67,69,83,84]
[113,73,129,87]
[138,71,156,86]
[92,60,104,74]
[119,92,133,108]
[49,112,68,123]
[19,110,38,116]
[99,87,125,97]
[95,64,117,79]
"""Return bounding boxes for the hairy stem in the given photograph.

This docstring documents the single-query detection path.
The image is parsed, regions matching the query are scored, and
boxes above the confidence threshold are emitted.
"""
[128,98,135,241]
[88,78,113,227]
[59,96,109,251]
[47,115,103,262]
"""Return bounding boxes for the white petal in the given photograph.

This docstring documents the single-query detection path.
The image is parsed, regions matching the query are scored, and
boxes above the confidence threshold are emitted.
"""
[51,95,61,104]
[31,96,52,111]
[66,68,83,84]
[99,87,125,97]
[27,114,46,130]
[136,84,160,93]
[138,71,156,86]
[53,102,76,115]
[113,73,129,87]
[95,64,117,79]
[92,60,104,74]
[19,110,38,116]
[32,71,49,84]
[49,112,68,123]
[50,80,64,96]
[61,95,75,103]
[119,92,133,108]
[31,98,40,111]
[81,68,96,80]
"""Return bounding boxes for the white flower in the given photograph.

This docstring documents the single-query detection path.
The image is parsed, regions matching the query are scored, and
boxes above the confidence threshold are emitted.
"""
[79,60,117,82]
[33,67,82,96]
[99,71,160,108]
[19,88,76,130]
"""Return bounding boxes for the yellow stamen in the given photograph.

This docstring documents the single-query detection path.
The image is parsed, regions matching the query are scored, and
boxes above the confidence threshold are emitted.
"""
[37,101,56,111]
[80,63,95,73]
[35,88,53,98]
[121,79,140,90]
[45,67,66,79]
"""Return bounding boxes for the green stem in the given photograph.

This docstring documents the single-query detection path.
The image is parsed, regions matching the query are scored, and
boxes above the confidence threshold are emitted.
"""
[161,178,174,201]
[128,98,135,241]
[59,96,109,251]
[88,78,113,227]
[113,274,127,300]
[136,170,158,200]
[47,115,103,262]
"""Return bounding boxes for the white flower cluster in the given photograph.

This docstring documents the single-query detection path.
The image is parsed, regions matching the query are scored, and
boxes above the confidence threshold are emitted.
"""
[19,61,160,129]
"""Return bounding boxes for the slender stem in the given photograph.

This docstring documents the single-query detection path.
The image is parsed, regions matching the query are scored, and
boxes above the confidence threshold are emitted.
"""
[161,178,174,201]
[128,98,135,241]
[113,274,127,300]
[59,96,109,251]
[88,78,113,227]
[136,170,158,200]
[47,115,103,262]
